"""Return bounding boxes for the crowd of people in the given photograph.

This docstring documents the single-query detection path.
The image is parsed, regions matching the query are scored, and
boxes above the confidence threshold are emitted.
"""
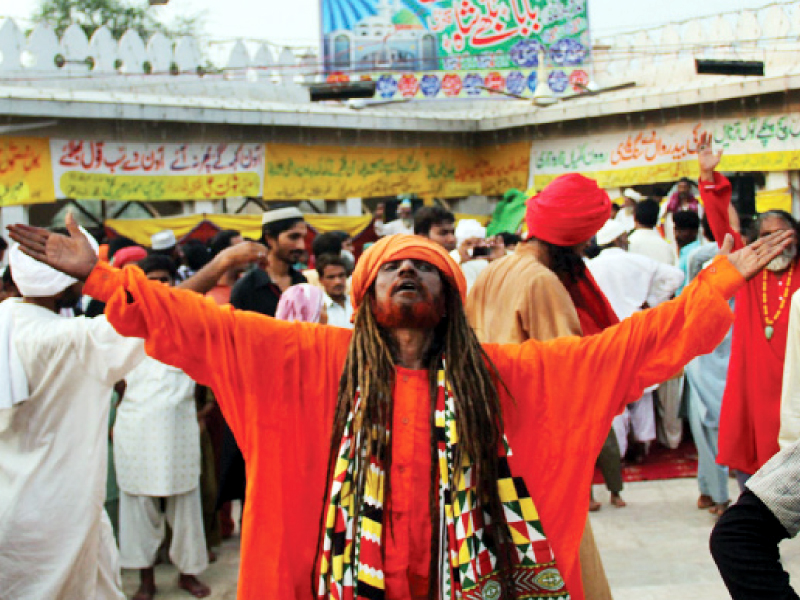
[1,132,800,600]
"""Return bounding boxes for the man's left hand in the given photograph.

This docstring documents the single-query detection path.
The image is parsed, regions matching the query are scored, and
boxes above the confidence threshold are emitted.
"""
[722,231,794,280]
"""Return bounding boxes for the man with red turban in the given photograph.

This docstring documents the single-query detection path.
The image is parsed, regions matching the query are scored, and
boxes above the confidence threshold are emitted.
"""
[467,174,622,600]
[7,214,792,600]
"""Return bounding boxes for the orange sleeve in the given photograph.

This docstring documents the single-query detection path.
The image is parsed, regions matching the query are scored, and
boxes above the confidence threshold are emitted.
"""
[494,255,741,443]
[484,256,742,593]
[84,261,351,451]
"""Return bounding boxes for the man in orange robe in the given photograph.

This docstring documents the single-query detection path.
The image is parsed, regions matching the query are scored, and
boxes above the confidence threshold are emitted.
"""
[7,209,791,600]
[467,173,623,600]
[699,132,800,481]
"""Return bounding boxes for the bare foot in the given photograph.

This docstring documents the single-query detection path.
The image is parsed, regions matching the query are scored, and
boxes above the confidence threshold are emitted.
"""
[133,568,157,600]
[178,574,211,599]
[610,493,627,508]
[697,494,714,509]
[709,502,730,517]
[133,585,157,600]
[589,498,601,512]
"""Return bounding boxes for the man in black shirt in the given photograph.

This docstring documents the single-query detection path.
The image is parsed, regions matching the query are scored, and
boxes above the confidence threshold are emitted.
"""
[230,207,308,315]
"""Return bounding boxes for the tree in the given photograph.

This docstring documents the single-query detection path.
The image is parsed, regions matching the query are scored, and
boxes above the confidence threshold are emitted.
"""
[32,0,202,41]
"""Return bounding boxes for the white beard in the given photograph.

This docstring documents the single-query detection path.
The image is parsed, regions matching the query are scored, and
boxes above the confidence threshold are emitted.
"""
[767,245,797,272]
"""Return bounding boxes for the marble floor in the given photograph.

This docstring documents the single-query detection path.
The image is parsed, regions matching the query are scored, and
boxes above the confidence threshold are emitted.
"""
[590,477,800,600]
[121,478,800,599]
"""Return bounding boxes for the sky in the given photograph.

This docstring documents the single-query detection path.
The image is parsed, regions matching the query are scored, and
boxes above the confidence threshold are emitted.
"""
[0,0,786,48]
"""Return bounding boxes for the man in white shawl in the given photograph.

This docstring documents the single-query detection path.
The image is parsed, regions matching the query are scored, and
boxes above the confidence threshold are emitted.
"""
[0,234,145,600]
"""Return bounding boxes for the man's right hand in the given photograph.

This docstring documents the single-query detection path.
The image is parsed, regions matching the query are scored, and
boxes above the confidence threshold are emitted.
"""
[218,241,268,270]
[7,212,98,281]
[698,131,724,182]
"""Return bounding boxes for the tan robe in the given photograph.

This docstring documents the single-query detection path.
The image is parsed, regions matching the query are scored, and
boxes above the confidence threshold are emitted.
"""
[467,242,614,600]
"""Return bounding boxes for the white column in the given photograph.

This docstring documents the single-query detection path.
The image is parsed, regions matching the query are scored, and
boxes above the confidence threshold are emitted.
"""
[765,171,790,191]
[790,171,800,219]
[193,200,216,214]
[0,205,28,268]
[345,197,362,216]
[1,205,29,228]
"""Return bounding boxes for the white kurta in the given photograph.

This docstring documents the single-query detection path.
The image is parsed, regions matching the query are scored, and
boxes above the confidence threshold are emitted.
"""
[323,293,354,329]
[588,249,685,450]
[628,228,678,266]
[588,247,685,321]
[780,290,800,449]
[0,300,145,600]
[114,357,201,497]
[380,219,414,236]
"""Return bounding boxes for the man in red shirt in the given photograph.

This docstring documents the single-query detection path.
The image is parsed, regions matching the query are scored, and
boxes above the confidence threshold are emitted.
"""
[699,131,800,484]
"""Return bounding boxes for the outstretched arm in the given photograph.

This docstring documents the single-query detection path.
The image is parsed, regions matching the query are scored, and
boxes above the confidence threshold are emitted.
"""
[697,130,744,250]
[6,215,333,445]
[493,230,793,462]
[179,240,267,294]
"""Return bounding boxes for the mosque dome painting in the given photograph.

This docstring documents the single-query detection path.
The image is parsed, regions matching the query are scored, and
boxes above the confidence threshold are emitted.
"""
[324,0,439,71]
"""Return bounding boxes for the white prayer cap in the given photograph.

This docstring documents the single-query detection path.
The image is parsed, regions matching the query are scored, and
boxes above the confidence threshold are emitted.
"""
[262,207,304,225]
[150,229,177,251]
[10,226,99,297]
[455,219,486,245]
[624,188,644,202]
[596,219,627,246]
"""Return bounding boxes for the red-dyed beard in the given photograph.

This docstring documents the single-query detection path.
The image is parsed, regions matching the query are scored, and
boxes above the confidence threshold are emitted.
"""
[371,284,444,329]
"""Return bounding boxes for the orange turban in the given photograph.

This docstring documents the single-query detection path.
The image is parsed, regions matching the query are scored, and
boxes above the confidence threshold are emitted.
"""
[351,235,466,309]
[526,173,611,246]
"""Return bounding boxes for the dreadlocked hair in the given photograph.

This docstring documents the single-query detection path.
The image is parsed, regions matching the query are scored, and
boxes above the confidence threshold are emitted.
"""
[312,278,519,599]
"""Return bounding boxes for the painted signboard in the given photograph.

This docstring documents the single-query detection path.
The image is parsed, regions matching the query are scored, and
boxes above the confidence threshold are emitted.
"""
[532,115,800,189]
[50,140,264,201]
[263,142,529,200]
[321,0,590,98]
[0,137,55,207]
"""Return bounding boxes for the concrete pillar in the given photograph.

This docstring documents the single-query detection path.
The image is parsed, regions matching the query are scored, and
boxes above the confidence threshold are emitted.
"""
[790,171,800,219]
[193,200,216,214]
[1,204,29,228]
[0,205,28,268]
[765,171,790,190]
[345,197,362,216]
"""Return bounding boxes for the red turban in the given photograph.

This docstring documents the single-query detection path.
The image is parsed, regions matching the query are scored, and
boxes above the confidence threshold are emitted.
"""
[351,235,466,310]
[526,174,611,246]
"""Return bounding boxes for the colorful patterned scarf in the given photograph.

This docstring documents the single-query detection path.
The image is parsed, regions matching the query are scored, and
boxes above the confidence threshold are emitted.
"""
[317,370,569,600]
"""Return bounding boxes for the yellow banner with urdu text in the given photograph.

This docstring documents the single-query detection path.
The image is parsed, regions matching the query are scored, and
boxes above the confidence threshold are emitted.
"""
[0,137,55,206]
[263,143,529,200]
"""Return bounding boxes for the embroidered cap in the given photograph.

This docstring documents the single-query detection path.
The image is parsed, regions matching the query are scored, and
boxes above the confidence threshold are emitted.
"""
[150,229,177,251]
[261,207,304,225]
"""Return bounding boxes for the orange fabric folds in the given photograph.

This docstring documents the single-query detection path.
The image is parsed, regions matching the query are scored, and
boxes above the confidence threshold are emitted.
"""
[350,234,466,309]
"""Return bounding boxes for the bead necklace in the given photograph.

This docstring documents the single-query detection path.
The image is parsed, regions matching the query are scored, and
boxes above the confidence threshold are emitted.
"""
[762,267,793,340]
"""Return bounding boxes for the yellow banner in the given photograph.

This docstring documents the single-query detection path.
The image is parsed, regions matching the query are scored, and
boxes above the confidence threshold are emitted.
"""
[58,172,261,201]
[756,188,793,213]
[264,143,529,200]
[104,213,375,247]
[0,137,55,206]
[533,149,800,191]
